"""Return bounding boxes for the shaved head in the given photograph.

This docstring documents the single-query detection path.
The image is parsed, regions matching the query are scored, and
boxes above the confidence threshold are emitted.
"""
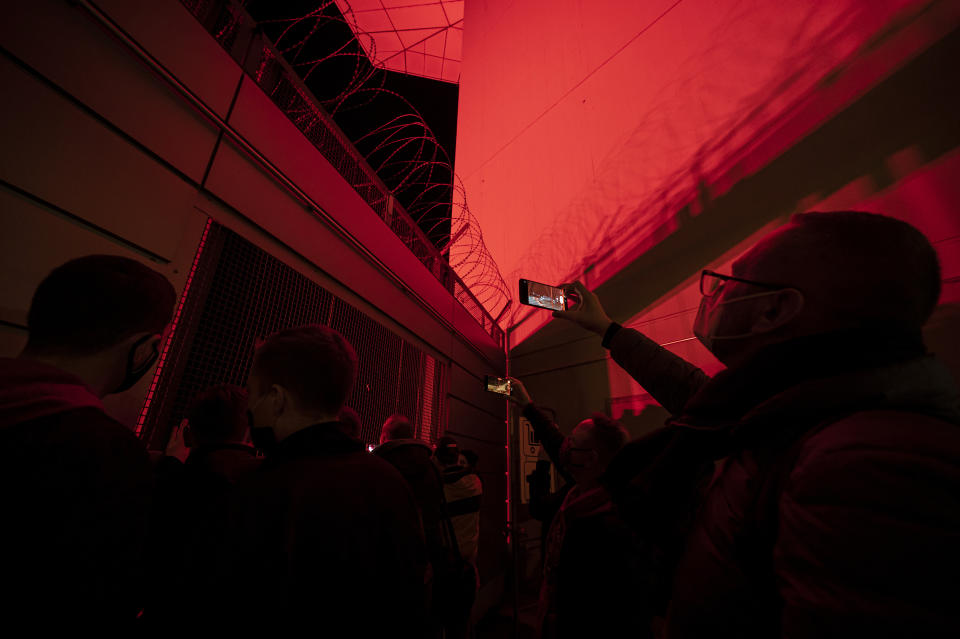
[737,211,941,332]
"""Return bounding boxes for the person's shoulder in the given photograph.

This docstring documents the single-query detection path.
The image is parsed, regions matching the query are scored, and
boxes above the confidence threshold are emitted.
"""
[787,409,960,497]
[13,406,146,453]
[71,407,148,449]
[797,409,960,461]
[354,448,412,478]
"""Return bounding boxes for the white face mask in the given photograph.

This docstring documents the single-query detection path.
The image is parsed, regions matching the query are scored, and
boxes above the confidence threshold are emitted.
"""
[693,289,801,355]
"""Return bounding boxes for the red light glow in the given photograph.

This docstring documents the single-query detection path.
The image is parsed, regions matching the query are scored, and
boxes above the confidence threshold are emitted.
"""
[335,0,463,83]
[135,217,213,435]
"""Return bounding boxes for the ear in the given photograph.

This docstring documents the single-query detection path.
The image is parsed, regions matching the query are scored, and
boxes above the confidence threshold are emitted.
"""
[751,288,805,334]
[270,384,287,416]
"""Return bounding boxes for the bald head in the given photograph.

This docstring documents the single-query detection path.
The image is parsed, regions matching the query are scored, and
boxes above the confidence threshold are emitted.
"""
[738,211,940,332]
[380,414,414,444]
[565,413,629,484]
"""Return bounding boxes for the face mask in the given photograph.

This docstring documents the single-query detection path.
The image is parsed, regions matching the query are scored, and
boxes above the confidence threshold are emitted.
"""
[114,334,160,393]
[247,394,278,455]
[693,289,802,355]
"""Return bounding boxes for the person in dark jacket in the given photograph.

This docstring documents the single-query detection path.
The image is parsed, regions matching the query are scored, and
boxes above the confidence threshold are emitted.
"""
[215,325,428,635]
[144,384,260,625]
[554,211,960,637]
[181,383,261,480]
[0,255,176,627]
[373,414,446,551]
[508,380,650,639]
[373,414,448,635]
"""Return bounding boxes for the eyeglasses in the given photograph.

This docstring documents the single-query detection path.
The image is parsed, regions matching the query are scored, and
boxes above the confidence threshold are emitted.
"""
[699,269,786,297]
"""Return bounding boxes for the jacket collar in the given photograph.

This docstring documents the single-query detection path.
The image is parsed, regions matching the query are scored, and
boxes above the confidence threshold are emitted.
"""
[187,442,258,462]
[739,355,960,430]
[264,422,363,467]
[672,326,960,439]
[372,438,432,456]
[0,357,104,428]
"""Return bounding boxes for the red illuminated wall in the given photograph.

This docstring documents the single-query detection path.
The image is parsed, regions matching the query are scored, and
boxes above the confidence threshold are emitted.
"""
[480,1,960,585]
[608,149,960,422]
[455,0,943,344]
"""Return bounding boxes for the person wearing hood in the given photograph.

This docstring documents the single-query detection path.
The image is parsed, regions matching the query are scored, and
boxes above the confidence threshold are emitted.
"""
[555,211,960,637]
[0,255,176,626]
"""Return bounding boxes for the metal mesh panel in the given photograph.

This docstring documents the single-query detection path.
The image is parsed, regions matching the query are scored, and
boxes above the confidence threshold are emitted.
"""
[141,220,447,449]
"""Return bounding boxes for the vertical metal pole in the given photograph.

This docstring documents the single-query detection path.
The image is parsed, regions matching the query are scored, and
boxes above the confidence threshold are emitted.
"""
[505,331,520,639]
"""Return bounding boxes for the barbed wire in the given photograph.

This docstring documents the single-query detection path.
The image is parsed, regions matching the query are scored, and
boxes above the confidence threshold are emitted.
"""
[241,0,511,320]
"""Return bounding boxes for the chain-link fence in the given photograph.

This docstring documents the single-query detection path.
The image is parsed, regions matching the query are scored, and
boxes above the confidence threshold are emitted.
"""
[140,220,447,450]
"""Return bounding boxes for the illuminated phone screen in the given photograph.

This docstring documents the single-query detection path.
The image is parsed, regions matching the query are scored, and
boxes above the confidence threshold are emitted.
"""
[485,376,511,395]
[523,280,565,311]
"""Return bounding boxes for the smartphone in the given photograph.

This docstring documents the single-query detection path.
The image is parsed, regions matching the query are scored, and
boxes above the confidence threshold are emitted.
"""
[519,279,566,311]
[485,375,512,395]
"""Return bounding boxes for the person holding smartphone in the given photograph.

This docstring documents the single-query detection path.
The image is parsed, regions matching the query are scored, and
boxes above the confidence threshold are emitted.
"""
[549,211,960,638]
[506,378,650,639]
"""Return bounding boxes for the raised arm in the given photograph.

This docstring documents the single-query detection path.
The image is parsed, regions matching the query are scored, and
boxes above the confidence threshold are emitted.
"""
[507,377,574,485]
[553,281,709,415]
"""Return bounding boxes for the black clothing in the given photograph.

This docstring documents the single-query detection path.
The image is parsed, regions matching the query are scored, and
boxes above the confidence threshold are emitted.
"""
[143,443,261,625]
[0,357,153,627]
[217,423,428,635]
[372,438,446,561]
[603,326,960,637]
[521,403,650,639]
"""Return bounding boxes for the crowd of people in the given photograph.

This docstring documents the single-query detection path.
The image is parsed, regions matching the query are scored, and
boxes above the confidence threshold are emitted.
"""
[0,255,481,635]
[0,210,958,637]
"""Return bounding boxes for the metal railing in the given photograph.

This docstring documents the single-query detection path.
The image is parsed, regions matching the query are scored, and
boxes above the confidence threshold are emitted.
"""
[180,0,505,348]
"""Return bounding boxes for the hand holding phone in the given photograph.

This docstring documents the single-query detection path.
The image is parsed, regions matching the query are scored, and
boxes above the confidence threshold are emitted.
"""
[485,375,512,395]
[519,279,566,312]
[551,281,613,336]
[506,377,532,406]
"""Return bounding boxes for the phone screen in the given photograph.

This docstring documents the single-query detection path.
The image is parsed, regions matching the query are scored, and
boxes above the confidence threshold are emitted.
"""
[485,375,512,395]
[519,279,565,311]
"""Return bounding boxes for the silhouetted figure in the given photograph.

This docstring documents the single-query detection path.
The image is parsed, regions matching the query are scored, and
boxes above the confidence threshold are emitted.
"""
[373,415,445,554]
[0,255,175,627]
[508,381,649,639]
[144,384,260,625]
[556,211,960,637]
[373,414,448,635]
[215,325,427,634]
[181,384,260,480]
[434,436,483,639]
